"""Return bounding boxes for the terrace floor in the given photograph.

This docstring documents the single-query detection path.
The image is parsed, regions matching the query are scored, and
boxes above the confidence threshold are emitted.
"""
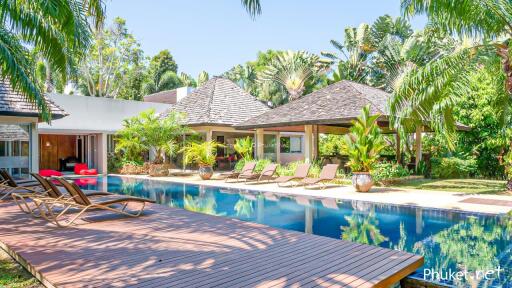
[0,201,423,288]
[117,174,512,215]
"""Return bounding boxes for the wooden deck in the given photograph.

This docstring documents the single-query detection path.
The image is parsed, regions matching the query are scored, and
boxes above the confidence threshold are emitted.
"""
[0,201,423,288]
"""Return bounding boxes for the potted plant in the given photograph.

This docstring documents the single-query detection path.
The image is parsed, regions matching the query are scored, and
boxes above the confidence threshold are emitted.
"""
[343,105,385,192]
[181,141,223,180]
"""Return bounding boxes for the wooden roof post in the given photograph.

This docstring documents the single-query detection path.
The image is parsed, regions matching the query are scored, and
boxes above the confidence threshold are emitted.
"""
[395,133,401,164]
[415,125,423,168]
[276,132,281,164]
[304,125,313,163]
[312,125,319,161]
[256,129,264,159]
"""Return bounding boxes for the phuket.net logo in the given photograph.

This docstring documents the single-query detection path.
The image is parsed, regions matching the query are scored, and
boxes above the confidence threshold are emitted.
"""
[423,267,503,282]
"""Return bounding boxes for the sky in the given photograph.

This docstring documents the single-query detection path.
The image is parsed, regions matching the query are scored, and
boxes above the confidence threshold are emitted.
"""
[106,0,426,77]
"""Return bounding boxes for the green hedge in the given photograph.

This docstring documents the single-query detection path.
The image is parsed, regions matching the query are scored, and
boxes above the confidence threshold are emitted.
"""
[431,157,478,179]
[371,161,411,182]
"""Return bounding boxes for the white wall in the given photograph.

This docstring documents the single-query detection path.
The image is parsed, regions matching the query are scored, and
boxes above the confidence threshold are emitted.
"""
[39,94,169,134]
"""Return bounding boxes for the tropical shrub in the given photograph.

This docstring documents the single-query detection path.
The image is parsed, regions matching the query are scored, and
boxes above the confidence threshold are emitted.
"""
[319,134,345,156]
[233,137,254,160]
[343,106,385,172]
[430,157,478,179]
[116,109,189,164]
[181,141,223,167]
[254,159,273,173]
[276,160,321,177]
[371,162,411,182]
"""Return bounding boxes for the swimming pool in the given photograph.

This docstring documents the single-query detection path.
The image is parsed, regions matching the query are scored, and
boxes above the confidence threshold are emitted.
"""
[80,176,511,287]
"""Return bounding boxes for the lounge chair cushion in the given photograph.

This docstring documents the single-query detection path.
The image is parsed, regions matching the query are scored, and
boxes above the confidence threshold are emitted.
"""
[74,163,89,175]
[79,169,98,176]
[39,169,63,177]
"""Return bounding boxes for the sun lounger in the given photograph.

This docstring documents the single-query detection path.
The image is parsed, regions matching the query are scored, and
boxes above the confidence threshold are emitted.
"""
[38,178,155,227]
[12,173,112,217]
[223,162,256,182]
[275,163,311,187]
[239,164,278,183]
[301,164,339,189]
[0,170,39,185]
[0,170,43,200]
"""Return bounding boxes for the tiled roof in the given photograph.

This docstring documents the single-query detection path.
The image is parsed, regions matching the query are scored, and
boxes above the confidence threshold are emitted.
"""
[235,80,390,129]
[161,77,270,126]
[0,124,29,141]
[144,89,178,104]
[0,80,67,120]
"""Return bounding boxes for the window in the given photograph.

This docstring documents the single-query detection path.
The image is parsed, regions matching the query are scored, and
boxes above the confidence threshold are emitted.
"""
[280,136,302,153]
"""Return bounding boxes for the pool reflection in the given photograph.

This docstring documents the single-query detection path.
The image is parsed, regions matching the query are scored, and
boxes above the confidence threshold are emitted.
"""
[81,176,512,287]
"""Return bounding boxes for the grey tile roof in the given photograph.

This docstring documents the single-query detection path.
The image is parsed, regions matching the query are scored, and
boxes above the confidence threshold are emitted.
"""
[0,80,67,120]
[144,89,178,104]
[0,124,29,141]
[161,77,270,126]
[235,80,391,129]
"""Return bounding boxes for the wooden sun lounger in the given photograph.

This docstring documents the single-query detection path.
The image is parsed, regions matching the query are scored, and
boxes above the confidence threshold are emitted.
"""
[37,178,155,227]
[223,162,256,183]
[275,163,311,187]
[301,164,339,189]
[239,164,278,183]
[12,173,112,217]
[0,170,43,200]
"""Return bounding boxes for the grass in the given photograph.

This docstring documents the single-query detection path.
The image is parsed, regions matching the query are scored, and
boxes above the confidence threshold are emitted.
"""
[0,249,41,288]
[392,178,508,194]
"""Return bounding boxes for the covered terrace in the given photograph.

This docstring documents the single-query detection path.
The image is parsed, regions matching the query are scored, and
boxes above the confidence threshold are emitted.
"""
[235,80,469,167]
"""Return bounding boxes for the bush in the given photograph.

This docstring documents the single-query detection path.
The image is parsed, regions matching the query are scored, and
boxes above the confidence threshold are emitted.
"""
[431,157,478,179]
[371,161,411,182]
[276,160,322,177]
[234,158,273,173]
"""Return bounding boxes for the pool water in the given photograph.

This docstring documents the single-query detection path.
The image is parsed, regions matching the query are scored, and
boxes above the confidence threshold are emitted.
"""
[80,176,512,287]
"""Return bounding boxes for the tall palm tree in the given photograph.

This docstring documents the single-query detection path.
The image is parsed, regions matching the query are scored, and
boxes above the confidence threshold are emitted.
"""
[0,0,104,121]
[258,50,329,101]
[391,0,512,139]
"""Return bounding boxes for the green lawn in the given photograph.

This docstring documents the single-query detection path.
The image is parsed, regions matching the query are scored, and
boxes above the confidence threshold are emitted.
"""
[392,178,508,194]
[0,249,41,288]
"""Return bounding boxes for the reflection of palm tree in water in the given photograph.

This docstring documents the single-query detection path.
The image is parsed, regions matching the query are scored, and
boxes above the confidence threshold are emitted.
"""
[184,194,225,216]
[415,216,510,288]
[234,198,254,218]
[341,210,388,246]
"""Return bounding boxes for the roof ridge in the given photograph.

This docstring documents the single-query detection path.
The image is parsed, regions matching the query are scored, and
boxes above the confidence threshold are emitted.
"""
[204,77,217,122]
[345,81,387,114]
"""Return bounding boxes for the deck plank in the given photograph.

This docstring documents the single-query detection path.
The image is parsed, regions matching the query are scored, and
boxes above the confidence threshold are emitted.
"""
[0,201,423,288]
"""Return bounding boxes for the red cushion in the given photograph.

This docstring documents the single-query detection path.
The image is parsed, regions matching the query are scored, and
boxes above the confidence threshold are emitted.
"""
[79,169,97,176]
[74,163,88,175]
[74,178,97,186]
[39,169,63,177]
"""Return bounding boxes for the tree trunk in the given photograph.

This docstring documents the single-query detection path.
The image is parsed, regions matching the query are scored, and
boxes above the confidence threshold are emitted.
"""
[496,43,512,94]
[45,60,53,93]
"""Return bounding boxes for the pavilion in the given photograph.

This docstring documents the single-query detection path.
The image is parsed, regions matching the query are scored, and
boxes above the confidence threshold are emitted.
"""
[235,80,469,166]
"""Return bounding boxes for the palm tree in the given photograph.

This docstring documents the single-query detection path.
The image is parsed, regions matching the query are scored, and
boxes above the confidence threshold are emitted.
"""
[258,50,329,101]
[390,0,512,140]
[0,0,104,121]
[322,15,413,85]
[197,71,210,87]
[142,71,182,95]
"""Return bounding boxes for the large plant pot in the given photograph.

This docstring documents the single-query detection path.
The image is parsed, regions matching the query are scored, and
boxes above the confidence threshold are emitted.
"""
[199,166,214,180]
[352,172,373,192]
[148,164,172,177]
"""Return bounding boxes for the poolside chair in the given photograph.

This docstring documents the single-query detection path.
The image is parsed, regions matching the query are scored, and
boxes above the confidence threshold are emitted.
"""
[275,163,311,187]
[301,164,339,189]
[0,169,39,185]
[240,163,278,183]
[12,173,112,217]
[223,162,256,183]
[0,170,43,200]
[38,178,155,227]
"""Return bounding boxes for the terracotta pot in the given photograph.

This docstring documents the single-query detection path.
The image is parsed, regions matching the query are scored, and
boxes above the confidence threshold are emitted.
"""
[199,165,213,180]
[352,172,373,192]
